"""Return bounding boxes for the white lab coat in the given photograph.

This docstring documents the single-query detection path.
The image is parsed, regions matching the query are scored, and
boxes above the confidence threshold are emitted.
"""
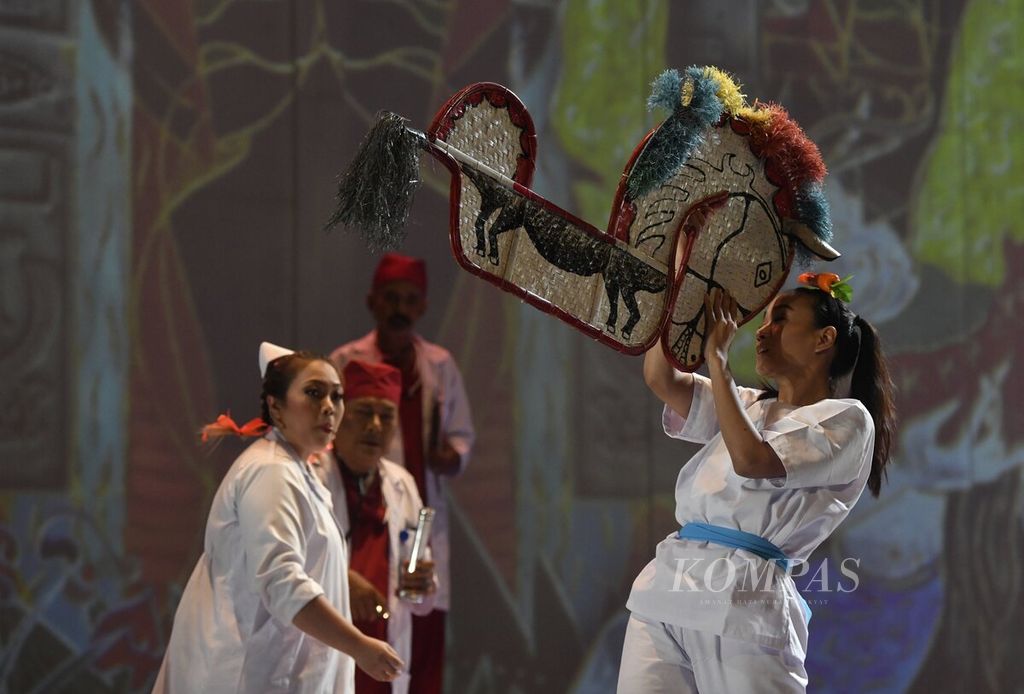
[153,430,355,694]
[625,374,873,656]
[317,456,436,694]
[331,331,474,611]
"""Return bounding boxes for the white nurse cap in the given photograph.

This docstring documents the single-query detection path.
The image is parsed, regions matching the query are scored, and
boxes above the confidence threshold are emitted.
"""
[259,341,295,378]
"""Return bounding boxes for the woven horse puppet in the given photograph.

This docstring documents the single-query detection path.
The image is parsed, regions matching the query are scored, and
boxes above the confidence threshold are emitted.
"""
[327,66,839,371]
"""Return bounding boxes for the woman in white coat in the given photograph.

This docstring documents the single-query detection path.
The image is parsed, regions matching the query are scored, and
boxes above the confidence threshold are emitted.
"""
[153,343,404,693]
[618,278,896,693]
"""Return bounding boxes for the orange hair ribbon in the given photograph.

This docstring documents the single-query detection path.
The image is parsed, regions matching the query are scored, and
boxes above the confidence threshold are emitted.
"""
[200,413,268,442]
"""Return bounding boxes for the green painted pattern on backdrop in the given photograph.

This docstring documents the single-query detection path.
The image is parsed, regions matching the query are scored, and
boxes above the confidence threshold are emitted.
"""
[552,0,668,222]
[548,1,770,382]
[912,0,1024,285]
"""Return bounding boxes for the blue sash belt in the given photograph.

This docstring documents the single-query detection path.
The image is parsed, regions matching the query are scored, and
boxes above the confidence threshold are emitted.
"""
[677,522,812,623]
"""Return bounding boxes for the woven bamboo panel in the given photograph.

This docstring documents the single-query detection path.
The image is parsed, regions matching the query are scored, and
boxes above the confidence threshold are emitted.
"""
[446,100,669,348]
[439,102,793,359]
[445,101,522,276]
[660,126,791,368]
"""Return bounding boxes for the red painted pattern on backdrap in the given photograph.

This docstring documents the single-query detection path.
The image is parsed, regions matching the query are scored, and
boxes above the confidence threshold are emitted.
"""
[442,0,511,73]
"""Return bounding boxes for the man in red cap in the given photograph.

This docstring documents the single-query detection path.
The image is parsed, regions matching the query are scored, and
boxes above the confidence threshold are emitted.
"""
[331,253,474,694]
[318,359,437,694]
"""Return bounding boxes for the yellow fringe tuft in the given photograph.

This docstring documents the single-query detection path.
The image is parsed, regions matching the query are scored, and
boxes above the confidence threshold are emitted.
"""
[702,66,747,115]
[680,77,695,107]
[736,105,774,126]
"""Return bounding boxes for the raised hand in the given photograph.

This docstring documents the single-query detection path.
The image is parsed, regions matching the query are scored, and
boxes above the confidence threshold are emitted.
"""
[703,287,741,369]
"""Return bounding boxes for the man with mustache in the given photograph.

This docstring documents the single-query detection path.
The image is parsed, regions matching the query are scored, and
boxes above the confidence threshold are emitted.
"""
[331,253,474,694]
[318,359,437,694]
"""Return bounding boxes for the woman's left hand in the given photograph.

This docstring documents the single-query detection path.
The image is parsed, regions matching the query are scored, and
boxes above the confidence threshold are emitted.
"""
[703,287,741,369]
[353,635,405,682]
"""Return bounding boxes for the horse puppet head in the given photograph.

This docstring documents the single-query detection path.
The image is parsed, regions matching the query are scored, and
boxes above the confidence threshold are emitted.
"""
[326,66,839,372]
[620,66,838,369]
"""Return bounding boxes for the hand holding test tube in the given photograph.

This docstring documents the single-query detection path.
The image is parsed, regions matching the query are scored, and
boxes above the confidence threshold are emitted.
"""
[398,508,436,603]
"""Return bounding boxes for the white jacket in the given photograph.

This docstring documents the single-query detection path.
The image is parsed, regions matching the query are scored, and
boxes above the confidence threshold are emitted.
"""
[331,331,474,610]
[153,430,354,694]
[318,457,437,694]
[627,376,874,650]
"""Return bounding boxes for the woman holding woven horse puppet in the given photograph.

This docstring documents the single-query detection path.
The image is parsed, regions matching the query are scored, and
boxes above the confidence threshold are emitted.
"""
[618,274,896,692]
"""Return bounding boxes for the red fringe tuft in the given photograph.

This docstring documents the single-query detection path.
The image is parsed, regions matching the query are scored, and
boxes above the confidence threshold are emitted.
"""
[742,103,827,216]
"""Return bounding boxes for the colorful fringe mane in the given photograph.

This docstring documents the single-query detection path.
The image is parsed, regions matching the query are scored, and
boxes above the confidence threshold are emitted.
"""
[627,66,832,259]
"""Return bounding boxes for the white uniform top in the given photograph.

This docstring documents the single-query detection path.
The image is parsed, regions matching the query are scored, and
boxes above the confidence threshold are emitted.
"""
[626,375,874,650]
[153,430,355,694]
[331,331,475,611]
[317,456,437,694]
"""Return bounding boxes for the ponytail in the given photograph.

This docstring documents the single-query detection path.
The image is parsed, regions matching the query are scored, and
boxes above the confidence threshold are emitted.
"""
[776,288,897,497]
[848,316,896,497]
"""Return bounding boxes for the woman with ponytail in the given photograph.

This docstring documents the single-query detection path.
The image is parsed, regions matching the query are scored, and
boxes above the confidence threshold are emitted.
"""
[619,276,896,693]
[154,343,404,693]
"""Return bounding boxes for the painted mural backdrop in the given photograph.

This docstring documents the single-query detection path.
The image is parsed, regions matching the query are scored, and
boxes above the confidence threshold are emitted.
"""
[1,1,1021,692]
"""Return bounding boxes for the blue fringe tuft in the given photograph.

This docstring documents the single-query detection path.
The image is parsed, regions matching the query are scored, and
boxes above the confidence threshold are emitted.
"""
[681,65,724,125]
[794,183,833,242]
[793,183,833,265]
[626,66,725,200]
[647,69,683,113]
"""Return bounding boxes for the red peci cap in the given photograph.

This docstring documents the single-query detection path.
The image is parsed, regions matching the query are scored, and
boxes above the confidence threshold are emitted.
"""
[372,253,427,294]
[342,359,402,405]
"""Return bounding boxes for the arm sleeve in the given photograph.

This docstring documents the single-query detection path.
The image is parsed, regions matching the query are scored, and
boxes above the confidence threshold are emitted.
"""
[662,373,764,444]
[761,399,875,489]
[237,461,326,624]
[441,357,475,473]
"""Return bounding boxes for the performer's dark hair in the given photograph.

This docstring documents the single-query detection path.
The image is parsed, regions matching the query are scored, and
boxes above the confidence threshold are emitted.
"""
[260,351,336,426]
[761,288,896,496]
[801,287,895,496]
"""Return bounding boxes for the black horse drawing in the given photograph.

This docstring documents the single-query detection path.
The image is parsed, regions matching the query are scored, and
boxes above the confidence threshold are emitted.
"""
[462,165,666,340]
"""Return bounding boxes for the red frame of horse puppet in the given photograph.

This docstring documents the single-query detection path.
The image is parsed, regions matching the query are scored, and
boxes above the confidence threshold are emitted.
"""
[424,82,791,371]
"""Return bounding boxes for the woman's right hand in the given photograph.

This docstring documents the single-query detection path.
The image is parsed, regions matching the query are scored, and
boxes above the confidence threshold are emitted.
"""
[703,287,741,372]
[353,635,405,682]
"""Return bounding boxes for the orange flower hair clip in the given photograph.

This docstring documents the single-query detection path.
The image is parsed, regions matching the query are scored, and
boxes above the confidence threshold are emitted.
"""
[797,272,853,302]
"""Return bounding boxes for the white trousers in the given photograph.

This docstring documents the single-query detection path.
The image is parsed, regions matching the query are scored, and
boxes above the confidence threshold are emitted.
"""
[616,614,808,693]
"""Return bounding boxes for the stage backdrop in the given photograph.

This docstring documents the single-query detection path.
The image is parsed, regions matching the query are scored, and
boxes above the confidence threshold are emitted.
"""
[2,1,1022,692]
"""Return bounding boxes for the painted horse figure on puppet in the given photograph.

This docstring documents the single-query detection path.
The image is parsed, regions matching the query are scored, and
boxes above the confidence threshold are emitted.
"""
[326,66,839,371]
